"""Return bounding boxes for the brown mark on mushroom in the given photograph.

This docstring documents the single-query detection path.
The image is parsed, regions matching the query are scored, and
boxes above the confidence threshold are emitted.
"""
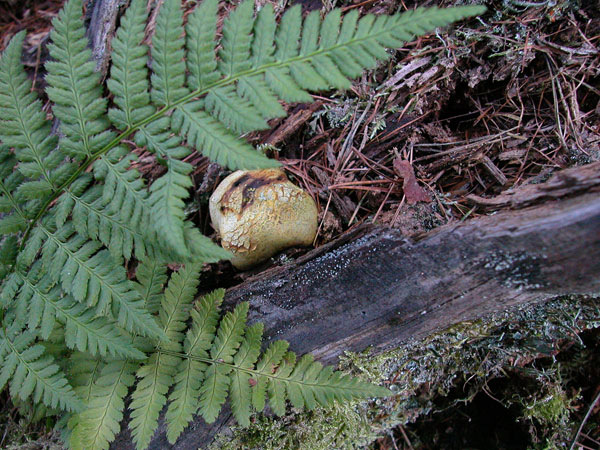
[209,168,318,270]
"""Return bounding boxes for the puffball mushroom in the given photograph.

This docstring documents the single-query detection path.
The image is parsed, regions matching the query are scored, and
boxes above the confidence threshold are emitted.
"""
[209,168,318,270]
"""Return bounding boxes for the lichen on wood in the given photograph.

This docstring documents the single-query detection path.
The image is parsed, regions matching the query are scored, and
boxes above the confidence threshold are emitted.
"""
[211,294,600,449]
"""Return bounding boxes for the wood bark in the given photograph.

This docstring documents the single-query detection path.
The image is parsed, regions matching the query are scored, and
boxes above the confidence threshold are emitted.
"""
[111,163,600,450]
[85,0,124,75]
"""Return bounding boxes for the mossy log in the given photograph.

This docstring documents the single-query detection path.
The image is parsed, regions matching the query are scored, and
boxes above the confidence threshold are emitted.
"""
[111,162,600,449]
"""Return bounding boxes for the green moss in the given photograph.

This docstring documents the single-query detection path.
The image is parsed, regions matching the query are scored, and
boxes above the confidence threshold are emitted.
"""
[212,294,600,449]
[522,383,573,425]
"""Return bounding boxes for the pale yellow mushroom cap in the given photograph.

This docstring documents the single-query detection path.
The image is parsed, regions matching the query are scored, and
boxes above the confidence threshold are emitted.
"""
[209,168,318,270]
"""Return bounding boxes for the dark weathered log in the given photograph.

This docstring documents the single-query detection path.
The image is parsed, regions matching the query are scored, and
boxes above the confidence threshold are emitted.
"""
[466,161,600,210]
[85,0,124,74]
[111,164,600,450]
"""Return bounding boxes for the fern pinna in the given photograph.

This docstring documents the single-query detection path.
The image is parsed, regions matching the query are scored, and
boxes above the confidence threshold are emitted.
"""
[0,0,485,449]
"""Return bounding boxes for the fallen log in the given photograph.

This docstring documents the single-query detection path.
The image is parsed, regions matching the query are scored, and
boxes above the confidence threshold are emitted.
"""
[111,163,600,449]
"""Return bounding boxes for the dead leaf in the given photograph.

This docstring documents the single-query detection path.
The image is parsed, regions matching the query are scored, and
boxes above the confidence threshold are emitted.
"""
[393,158,432,205]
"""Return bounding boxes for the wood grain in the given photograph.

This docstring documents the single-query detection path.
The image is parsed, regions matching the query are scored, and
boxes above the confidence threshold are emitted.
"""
[111,167,600,450]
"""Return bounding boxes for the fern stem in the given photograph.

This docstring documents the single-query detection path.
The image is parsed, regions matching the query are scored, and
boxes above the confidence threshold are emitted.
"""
[158,348,355,391]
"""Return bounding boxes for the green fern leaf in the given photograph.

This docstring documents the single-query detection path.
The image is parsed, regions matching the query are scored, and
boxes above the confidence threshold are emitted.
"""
[268,351,296,416]
[205,85,269,134]
[172,101,279,170]
[183,222,231,263]
[0,212,28,235]
[0,235,18,279]
[198,301,249,423]
[93,147,150,232]
[0,272,21,308]
[160,264,202,345]
[218,0,254,77]
[135,257,167,314]
[65,184,154,261]
[68,351,103,403]
[0,31,61,190]
[300,10,320,55]
[185,0,219,90]
[151,0,188,106]
[0,327,82,412]
[45,0,113,159]
[15,263,145,359]
[165,288,224,443]
[237,75,286,120]
[64,352,103,449]
[252,339,289,412]
[130,264,201,449]
[107,0,153,129]
[251,4,276,68]
[147,158,193,259]
[72,358,139,450]
[230,322,263,426]
[0,171,29,237]
[39,221,163,340]
[276,5,302,61]
[130,353,178,450]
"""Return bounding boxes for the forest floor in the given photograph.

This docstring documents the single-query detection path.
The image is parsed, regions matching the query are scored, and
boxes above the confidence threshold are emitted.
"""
[0,0,599,449]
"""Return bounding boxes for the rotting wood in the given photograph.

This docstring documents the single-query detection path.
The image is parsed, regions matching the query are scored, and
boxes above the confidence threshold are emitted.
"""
[265,101,324,146]
[85,0,124,75]
[111,163,600,450]
[466,160,600,210]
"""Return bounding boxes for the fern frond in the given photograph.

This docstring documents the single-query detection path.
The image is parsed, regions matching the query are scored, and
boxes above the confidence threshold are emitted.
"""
[129,264,201,450]
[135,257,167,314]
[183,222,232,263]
[151,0,188,107]
[64,352,103,450]
[147,158,193,259]
[172,101,278,170]
[159,264,202,345]
[205,85,268,134]
[61,184,154,261]
[68,352,103,403]
[267,350,296,416]
[108,0,195,260]
[0,235,18,279]
[0,327,82,412]
[237,75,286,120]
[185,0,219,90]
[158,293,391,431]
[45,0,113,159]
[284,353,390,410]
[218,0,254,78]
[107,0,153,130]
[0,173,30,236]
[72,358,139,450]
[14,263,145,359]
[130,352,179,450]
[198,301,248,423]
[0,31,61,190]
[251,339,290,412]
[38,221,163,340]
[92,147,150,232]
[230,322,263,426]
[165,288,223,443]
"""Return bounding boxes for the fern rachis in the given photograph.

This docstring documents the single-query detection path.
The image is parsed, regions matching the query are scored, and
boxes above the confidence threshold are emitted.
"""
[0,1,485,449]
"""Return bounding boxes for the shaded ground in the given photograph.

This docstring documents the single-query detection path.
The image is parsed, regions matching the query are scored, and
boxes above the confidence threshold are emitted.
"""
[376,326,600,450]
[0,0,599,449]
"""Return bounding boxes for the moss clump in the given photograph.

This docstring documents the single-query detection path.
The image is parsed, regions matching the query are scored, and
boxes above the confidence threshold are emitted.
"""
[212,294,599,449]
